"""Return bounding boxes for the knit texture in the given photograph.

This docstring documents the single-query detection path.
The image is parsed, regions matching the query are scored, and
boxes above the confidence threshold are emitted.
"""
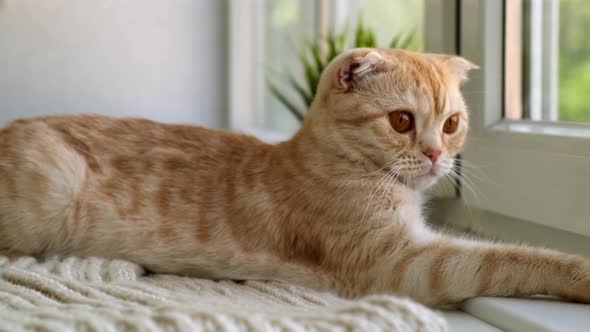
[0,256,447,331]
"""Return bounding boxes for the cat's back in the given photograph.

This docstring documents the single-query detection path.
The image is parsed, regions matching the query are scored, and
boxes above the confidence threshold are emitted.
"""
[4,113,259,155]
[1,114,268,175]
[0,114,271,256]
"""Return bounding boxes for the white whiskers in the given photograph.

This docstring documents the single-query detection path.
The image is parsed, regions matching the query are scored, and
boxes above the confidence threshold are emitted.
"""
[360,162,404,224]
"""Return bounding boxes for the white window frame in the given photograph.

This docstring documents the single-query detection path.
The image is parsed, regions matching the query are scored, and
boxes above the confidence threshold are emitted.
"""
[459,0,590,238]
[523,0,559,121]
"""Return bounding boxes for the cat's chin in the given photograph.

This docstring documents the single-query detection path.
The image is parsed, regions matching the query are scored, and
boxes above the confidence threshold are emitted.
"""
[408,172,441,191]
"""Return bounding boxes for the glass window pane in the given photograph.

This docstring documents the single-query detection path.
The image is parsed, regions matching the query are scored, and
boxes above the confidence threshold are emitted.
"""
[559,0,590,122]
[331,0,424,50]
[505,0,590,123]
[261,0,311,133]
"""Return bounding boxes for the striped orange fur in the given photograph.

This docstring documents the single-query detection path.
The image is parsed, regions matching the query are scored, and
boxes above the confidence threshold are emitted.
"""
[0,48,589,306]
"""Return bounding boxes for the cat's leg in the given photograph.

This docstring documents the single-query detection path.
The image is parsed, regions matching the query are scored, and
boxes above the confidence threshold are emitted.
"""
[379,232,590,305]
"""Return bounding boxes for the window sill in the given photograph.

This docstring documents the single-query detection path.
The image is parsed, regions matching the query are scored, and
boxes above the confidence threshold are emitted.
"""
[442,310,501,331]
[491,119,590,140]
[462,297,590,332]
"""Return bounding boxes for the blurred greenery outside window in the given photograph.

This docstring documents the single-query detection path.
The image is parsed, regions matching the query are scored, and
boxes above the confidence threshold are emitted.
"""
[506,0,590,123]
[558,0,590,122]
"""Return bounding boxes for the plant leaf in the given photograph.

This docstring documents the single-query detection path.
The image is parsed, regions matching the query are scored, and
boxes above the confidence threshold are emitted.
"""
[287,74,313,107]
[267,80,305,121]
[308,41,325,75]
[326,34,340,63]
[336,23,348,49]
[366,29,377,47]
[354,19,364,47]
[301,55,321,96]
[354,15,365,47]
[399,29,417,50]
[389,34,402,48]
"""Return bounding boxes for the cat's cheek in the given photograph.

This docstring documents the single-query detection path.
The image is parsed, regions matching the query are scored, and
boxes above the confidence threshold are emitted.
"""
[444,128,468,155]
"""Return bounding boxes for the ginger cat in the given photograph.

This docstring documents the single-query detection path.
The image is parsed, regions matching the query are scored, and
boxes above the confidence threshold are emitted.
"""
[0,48,589,306]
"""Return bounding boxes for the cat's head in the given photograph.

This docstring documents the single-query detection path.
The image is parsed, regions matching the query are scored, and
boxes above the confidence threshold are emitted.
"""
[306,48,477,191]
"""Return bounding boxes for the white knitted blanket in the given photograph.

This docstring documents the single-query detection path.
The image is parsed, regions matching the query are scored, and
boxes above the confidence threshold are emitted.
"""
[0,256,447,331]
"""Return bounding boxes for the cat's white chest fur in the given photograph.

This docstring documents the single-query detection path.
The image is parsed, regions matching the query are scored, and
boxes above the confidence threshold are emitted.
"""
[375,185,436,244]
[392,186,423,221]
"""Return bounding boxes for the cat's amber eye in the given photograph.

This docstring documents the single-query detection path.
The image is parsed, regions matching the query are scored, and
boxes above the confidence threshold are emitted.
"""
[389,111,414,133]
[443,114,460,134]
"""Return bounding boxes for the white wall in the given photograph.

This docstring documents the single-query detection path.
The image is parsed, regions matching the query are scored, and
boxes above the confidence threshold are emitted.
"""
[0,0,227,127]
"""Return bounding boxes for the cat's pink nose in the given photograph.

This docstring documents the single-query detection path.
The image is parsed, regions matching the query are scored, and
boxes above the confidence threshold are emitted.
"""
[423,148,441,164]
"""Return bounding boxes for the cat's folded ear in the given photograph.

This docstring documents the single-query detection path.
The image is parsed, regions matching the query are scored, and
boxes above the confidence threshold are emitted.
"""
[336,49,385,90]
[441,55,479,83]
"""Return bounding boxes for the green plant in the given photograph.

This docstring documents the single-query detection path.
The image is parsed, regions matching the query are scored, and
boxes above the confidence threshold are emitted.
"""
[268,20,418,121]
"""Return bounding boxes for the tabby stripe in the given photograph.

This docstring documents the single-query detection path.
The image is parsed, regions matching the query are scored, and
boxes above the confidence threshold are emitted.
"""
[390,245,434,291]
[476,249,499,296]
[428,247,458,303]
[335,112,385,126]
